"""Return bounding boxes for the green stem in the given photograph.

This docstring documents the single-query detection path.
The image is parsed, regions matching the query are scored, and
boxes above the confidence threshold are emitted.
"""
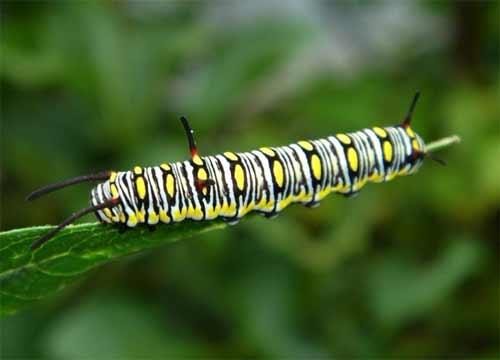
[425,135,461,153]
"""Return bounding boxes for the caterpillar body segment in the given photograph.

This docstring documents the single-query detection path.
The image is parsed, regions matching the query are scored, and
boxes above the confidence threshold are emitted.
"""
[28,92,432,250]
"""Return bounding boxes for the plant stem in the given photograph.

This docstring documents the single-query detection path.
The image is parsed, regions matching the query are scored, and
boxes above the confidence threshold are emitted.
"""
[425,135,461,153]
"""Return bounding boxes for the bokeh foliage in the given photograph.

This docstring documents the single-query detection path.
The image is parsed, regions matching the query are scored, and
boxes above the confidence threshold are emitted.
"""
[1,1,498,358]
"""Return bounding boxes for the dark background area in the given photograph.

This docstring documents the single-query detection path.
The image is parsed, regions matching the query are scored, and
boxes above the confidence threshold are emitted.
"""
[1,1,499,358]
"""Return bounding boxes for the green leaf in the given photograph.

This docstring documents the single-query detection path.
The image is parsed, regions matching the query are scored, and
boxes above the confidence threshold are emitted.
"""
[0,220,227,317]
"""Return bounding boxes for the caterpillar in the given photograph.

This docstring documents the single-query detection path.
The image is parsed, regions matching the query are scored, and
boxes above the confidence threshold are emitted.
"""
[28,92,439,250]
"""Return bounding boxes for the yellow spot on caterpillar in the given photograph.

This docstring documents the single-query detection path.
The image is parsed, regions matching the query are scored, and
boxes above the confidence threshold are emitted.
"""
[311,154,322,180]
[120,213,126,223]
[370,172,384,183]
[239,204,252,217]
[221,201,237,217]
[148,212,159,224]
[337,134,351,144]
[332,182,341,192]
[166,174,175,198]
[264,199,275,211]
[181,206,188,218]
[128,213,137,226]
[412,139,420,151]
[234,164,245,191]
[109,172,117,182]
[197,168,208,181]
[137,209,145,222]
[386,171,397,181]
[383,141,393,162]
[193,155,203,165]
[406,127,415,137]
[159,210,170,223]
[353,178,367,192]
[160,163,170,171]
[279,196,293,210]
[228,202,237,216]
[318,187,331,201]
[298,141,314,151]
[373,127,387,138]
[347,147,359,172]
[224,152,239,161]
[260,147,275,156]
[257,196,267,209]
[136,177,146,199]
[242,205,252,217]
[103,208,113,219]
[134,166,142,175]
[111,184,119,198]
[186,206,199,220]
[296,188,308,202]
[220,202,229,215]
[171,208,182,221]
[191,207,202,219]
[399,166,410,175]
[273,160,284,187]
[206,205,217,219]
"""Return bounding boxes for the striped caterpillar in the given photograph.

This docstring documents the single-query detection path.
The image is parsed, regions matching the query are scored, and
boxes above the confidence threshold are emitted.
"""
[28,92,438,250]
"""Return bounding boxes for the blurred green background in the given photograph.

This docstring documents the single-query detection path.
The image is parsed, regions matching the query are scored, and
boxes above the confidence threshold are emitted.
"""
[1,1,498,358]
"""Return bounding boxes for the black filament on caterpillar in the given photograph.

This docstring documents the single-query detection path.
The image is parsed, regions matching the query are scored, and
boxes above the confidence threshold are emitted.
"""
[27,92,443,250]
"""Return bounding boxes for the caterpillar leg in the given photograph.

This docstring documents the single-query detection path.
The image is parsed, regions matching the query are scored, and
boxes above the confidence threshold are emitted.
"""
[305,201,320,208]
[222,217,240,225]
[117,223,129,234]
[263,212,279,219]
[342,191,359,198]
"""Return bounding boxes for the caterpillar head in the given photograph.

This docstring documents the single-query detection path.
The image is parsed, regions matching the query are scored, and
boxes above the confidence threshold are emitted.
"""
[401,126,426,175]
[400,91,445,173]
[91,180,124,225]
